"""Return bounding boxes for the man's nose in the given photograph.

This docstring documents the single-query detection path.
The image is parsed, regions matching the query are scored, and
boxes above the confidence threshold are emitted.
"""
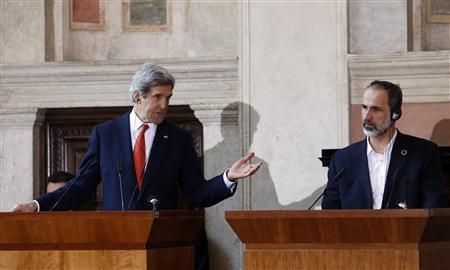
[362,109,372,121]
[160,99,169,110]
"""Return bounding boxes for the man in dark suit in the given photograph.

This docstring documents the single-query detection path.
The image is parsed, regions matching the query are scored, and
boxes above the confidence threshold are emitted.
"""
[322,80,446,209]
[13,63,261,211]
[12,63,262,269]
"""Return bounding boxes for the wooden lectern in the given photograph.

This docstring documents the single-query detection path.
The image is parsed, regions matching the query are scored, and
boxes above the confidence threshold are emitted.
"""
[0,210,203,269]
[226,209,450,270]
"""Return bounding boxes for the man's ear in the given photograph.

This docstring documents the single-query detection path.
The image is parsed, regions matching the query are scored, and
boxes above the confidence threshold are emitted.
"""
[134,91,141,103]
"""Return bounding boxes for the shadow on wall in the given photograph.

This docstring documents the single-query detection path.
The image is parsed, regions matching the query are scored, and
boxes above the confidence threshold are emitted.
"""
[431,119,450,146]
[204,102,326,270]
[215,102,326,211]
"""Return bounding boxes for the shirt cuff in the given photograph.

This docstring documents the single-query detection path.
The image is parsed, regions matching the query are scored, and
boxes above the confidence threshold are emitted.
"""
[223,170,237,192]
[33,200,40,212]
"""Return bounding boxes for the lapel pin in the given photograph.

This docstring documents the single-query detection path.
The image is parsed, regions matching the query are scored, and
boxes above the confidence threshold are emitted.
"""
[401,150,407,156]
[163,135,168,139]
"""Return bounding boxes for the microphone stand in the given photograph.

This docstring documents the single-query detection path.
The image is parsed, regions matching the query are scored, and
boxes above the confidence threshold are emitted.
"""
[307,167,346,210]
[117,161,125,211]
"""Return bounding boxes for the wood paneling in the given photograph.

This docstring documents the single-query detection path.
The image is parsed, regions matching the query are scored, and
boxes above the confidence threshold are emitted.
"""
[245,248,420,270]
[0,250,148,270]
[226,210,450,270]
[0,249,194,270]
[0,210,201,269]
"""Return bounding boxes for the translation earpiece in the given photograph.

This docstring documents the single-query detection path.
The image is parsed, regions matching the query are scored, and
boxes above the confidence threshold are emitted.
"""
[391,109,402,121]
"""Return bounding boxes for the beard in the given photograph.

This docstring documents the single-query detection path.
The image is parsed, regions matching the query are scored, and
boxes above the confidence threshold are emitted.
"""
[362,117,392,137]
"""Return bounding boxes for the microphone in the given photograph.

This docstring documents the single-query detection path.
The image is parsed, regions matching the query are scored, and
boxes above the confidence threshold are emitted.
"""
[385,169,399,209]
[49,158,96,211]
[398,202,407,209]
[308,167,346,210]
[148,196,159,219]
[117,160,125,211]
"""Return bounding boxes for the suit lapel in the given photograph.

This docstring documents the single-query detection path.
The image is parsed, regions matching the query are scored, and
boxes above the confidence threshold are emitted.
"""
[138,121,170,200]
[382,131,407,208]
[114,112,143,210]
[357,139,373,207]
[116,112,134,177]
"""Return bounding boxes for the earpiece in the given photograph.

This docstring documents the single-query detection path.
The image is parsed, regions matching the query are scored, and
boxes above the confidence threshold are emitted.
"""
[391,109,401,121]
[392,113,399,120]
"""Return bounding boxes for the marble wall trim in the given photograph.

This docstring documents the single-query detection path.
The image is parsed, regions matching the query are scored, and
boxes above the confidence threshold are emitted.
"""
[1,57,239,112]
[349,51,450,104]
[0,108,43,127]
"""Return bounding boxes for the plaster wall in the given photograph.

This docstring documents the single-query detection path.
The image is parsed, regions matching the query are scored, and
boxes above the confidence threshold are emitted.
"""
[0,0,45,63]
[246,1,348,209]
[349,0,407,53]
[67,1,238,61]
[425,23,450,51]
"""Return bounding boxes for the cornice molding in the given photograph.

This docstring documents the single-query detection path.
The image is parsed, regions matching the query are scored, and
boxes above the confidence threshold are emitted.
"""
[0,108,44,127]
[349,51,450,103]
[0,57,239,125]
[191,103,238,125]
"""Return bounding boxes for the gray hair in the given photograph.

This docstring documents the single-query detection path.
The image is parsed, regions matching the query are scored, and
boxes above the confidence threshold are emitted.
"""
[128,63,175,103]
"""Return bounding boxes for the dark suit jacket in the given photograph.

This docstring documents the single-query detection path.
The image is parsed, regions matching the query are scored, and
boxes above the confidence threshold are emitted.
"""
[37,112,236,211]
[322,131,447,209]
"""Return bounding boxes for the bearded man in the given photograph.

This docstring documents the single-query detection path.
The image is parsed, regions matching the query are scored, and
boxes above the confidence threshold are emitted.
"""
[322,80,446,209]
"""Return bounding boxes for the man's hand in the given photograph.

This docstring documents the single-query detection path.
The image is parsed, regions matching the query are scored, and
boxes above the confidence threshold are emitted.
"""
[11,202,38,212]
[227,152,262,181]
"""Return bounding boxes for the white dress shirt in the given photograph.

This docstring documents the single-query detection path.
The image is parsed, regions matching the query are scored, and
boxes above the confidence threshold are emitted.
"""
[130,108,157,172]
[367,130,397,209]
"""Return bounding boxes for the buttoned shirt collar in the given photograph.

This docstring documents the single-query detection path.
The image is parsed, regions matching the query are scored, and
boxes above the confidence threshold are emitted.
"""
[366,129,398,156]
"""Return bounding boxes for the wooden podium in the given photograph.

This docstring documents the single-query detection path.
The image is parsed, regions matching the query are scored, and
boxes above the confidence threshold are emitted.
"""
[226,209,450,270]
[0,210,204,270]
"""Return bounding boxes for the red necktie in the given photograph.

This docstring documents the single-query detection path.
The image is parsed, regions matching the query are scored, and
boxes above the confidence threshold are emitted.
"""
[133,124,149,188]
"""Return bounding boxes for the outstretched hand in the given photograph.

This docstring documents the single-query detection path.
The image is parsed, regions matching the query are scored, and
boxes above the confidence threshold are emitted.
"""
[227,152,262,181]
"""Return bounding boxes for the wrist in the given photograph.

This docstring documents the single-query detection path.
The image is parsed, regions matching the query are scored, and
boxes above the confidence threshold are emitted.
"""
[32,200,39,212]
[226,169,236,182]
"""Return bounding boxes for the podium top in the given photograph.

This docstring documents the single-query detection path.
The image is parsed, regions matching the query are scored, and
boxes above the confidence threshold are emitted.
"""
[0,210,204,250]
[226,209,450,244]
